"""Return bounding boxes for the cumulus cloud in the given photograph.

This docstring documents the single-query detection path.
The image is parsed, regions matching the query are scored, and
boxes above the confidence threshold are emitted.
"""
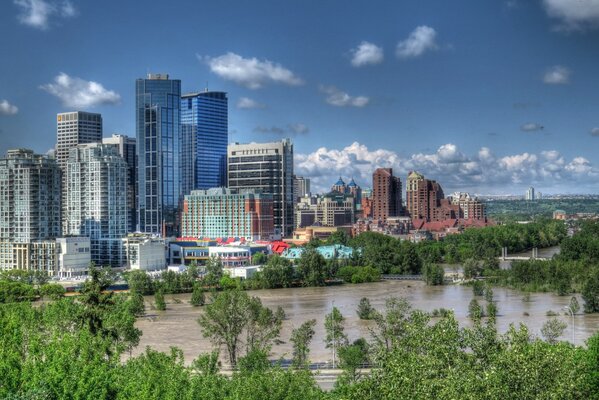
[40,73,121,108]
[199,52,303,89]
[590,127,599,136]
[319,85,369,107]
[543,66,571,84]
[254,123,309,136]
[521,123,544,132]
[237,97,265,109]
[14,0,76,30]
[0,100,19,115]
[396,26,438,59]
[542,0,599,30]
[296,142,599,193]
[350,41,384,67]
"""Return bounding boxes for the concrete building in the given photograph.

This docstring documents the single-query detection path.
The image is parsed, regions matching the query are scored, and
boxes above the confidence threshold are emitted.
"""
[65,144,128,267]
[227,139,294,237]
[136,73,181,237]
[56,236,91,277]
[448,192,486,220]
[295,192,355,228]
[0,149,61,274]
[293,176,311,202]
[526,186,536,201]
[181,91,228,195]
[287,226,353,245]
[372,168,402,221]
[181,188,275,241]
[102,134,137,232]
[208,246,251,267]
[122,234,166,271]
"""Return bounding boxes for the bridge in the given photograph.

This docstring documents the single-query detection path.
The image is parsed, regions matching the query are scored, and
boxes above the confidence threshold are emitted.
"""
[499,247,549,261]
[381,274,423,281]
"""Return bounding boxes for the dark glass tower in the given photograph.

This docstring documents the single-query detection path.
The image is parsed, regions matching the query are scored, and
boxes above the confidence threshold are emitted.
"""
[136,74,181,237]
[181,91,228,195]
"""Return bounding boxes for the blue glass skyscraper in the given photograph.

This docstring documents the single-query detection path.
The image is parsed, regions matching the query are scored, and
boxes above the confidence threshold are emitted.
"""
[181,91,228,195]
[136,74,181,237]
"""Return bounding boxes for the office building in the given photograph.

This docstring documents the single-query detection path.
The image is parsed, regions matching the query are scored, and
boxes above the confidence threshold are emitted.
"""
[526,186,535,201]
[295,192,355,228]
[56,236,91,277]
[65,143,128,267]
[228,139,294,237]
[102,134,137,232]
[372,168,402,221]
[136,73,181,237]
[0,149,61,273]
[181,187,274,241]
[181,91,228,195]
[293,176,311,202]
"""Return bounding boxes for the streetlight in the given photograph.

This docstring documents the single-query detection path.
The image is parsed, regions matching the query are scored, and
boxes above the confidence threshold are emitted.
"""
[563,305,575,344]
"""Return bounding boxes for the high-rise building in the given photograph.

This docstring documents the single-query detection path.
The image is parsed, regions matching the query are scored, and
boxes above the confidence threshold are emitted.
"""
[406,171,447,221]
[448,192,486,220]
[0,149,61,273]
[227,139,294,237]
[56,111,103,231]
[372,168,402,221]
[293,176,311,202]
[65,143,128,267]
[525,186,535,201]
[102,134,137,232]
[181,187,274,241]
[136,73,181,237]
[181,91,228,195]
[331,177,362,209]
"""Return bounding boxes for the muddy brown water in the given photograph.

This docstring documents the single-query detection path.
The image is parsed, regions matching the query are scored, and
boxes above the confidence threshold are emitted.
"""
[132,280,599,365]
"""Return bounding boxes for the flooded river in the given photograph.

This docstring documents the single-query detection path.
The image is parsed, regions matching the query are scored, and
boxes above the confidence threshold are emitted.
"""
[133,279,599,365]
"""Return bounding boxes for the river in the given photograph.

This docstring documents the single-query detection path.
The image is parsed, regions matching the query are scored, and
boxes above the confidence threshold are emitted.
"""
[133,279,599,365]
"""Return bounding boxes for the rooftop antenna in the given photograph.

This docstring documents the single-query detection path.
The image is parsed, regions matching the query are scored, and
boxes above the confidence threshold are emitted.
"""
[205,81,209,92]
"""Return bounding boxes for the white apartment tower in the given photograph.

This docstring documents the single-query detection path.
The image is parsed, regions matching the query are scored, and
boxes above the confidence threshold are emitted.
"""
[65,143,128,267]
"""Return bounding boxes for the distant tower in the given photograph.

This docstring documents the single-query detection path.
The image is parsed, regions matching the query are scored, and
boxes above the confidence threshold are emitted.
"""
[372,168,402,221]
[332,177,346,193]
[525,186,535,201]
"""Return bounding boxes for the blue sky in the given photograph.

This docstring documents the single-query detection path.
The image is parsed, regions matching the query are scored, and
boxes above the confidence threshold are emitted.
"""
[1,0,599,194]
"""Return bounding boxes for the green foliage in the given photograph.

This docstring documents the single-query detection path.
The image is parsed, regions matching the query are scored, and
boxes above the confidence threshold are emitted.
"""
[327,230,350,246]
[251,252,268,266]
[38,283,66,300]
[468,299,483,321]
[198,290,282,366]
[582,267,599,313]
[128,289,145,317]
[337,265,380,284]
[463,258,482,279]
[356,297,375,320]
[219,275,239,290]
[190,283,205,307]
[124,269,155,295]
[0,280,36,303]
[337,338,369,385]
[472,280,485,296]
[324,306,348,351]
[154,290,166,311]
[541,318,568,344]
[569,296,580,315]
[290,319,316,368]
[297,248,327,287]
[255,255,294,289]
[204,256,224,287]
[422,263,444,285]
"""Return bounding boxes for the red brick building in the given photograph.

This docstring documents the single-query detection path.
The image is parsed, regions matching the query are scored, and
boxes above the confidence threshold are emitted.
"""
[372,168,402,221]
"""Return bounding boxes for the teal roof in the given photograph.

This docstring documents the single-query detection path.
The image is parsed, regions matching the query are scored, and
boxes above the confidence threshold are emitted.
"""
[282,244,355,260]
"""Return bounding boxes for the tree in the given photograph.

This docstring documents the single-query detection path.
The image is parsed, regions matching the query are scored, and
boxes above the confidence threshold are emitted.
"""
[468,299,483,321]
[472,280,485,296]
[252,252,268,266]
[154,290,166,311]
[582,269,599,313]
[463,258,482,279]
[297,248,326,287]
[204,256,224,287]
[190,284,205,307]
[125,270,155,295]
[128,289,145,316]
[327,230,350,246]
[337,338,369,384]
[541,318,567,344]
[198,290,281,366]
[569,296,580,315]
[423,262,444,285]
[259,255,294,288]
[78,266,115,336]
[484,285,494,303]
[290,319,317,368]
[324,307,348,366]
[356,297,375,320]
[486,301,497,322]
[38,283,66,300]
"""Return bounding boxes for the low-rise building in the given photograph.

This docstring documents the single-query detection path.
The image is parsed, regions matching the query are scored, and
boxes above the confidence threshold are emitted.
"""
[287,226,353,246]
[122,234,166,271]
[56,237,91,277]
[295,192,355,228]
[209,246,251,267]
[282,244,355,260]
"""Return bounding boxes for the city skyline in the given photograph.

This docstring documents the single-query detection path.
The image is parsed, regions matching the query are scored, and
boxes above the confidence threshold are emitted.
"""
[1,1,599,194]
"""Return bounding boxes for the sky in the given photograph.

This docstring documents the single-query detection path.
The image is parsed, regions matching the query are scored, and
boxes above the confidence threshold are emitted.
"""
[1,0,599,195]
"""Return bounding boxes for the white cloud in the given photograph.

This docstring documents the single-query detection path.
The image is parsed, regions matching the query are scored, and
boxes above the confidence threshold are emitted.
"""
[254,123,309,136]
[396,26,438,59]
[543,0,599,30]
[295,142,599,193]
[543,66,571,84]
[237,97,265,109]
[0,100,19,115]
[350,41,384,67]
[591,127,599,137]
[40,73,121,108]
[199,52,303,89]
[319,85,369,107]
[14,0,76,30]
[521,123,544,132]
